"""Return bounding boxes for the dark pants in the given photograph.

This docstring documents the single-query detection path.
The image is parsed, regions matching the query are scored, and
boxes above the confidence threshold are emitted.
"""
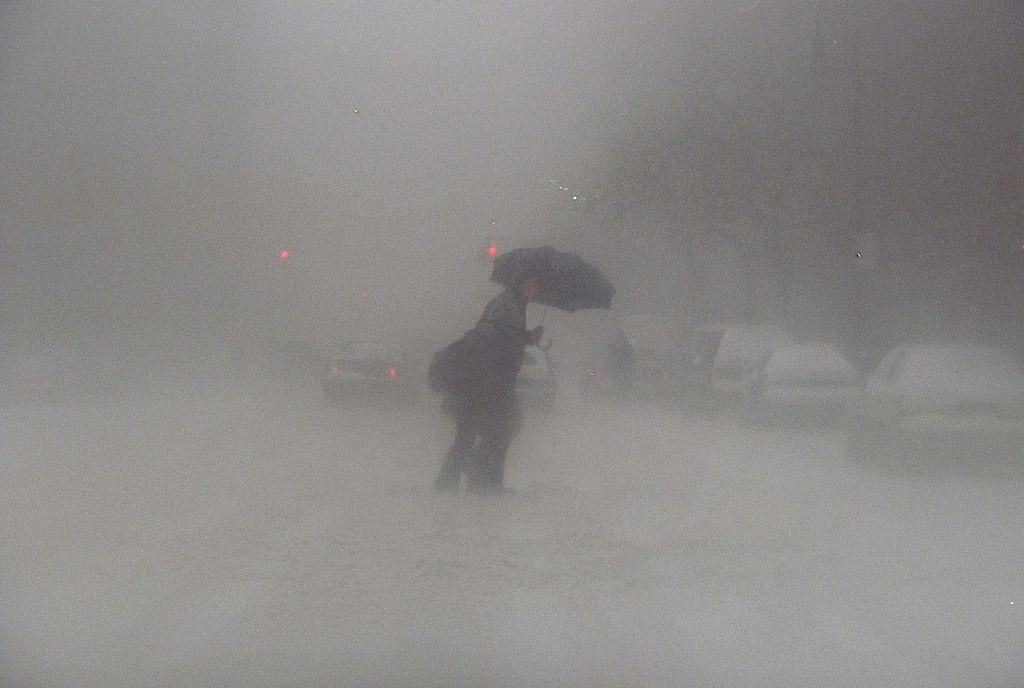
[434,392,521,493]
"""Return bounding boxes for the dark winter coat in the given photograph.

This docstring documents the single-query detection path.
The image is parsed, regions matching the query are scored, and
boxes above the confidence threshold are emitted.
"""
[430,288,539,409]
[475,288,539,386]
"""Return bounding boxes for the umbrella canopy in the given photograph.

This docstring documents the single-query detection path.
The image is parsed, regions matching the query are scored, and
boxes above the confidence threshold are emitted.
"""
[490,246,614,311]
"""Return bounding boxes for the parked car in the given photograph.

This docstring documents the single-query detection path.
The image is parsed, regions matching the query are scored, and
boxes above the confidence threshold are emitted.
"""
[710,324,794,405]
[517,345,557,411]
[322,340,421,405]
[395,337,440,387]
[629,346,675,398]
[578,325,635,399]
[844,343,1024,464]
[743,342,860,426]
[613,313,687,400]
[658,325,727,408]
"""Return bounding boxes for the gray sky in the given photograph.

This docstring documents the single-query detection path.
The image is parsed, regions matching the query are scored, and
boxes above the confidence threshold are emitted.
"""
[1,1,1021,347]
[2,0,693,343]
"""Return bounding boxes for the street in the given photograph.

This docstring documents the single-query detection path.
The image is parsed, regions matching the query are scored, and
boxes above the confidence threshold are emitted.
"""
[2,379,1022,687]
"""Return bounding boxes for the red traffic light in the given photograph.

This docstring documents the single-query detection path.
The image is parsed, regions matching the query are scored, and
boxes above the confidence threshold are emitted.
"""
[481,237,508,264]
[278,248,290,262]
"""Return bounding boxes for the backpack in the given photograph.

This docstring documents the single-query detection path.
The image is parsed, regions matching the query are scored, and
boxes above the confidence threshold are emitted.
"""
[427,324,503,396]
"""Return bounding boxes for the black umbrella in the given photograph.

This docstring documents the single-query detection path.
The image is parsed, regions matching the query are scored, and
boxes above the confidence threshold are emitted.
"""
[490,246,614,311]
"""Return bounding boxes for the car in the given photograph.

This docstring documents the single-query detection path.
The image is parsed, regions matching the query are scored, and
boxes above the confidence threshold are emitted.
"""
[710,323,794,406]
[628,344,689,400]
[670,325,727,408]
[394,336,441,386]
[577,324,635,399]
[517,345,557,410]
[621,325,729,409]
[322,340,422,405]
[0,348,78,402]
[743,342,860,426]
[843,343,1024,465]
[615,313,690,401]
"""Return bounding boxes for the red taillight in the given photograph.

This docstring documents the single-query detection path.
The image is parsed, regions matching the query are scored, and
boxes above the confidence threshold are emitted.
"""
[388,365,398,379]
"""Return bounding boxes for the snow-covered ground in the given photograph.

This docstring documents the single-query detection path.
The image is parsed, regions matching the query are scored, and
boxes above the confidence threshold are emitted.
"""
[2,378,1022,687]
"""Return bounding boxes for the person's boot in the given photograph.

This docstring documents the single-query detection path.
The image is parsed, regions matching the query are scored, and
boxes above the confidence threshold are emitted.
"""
[466,454,506,494]
[433,473,459,493]
[433,456,462,493]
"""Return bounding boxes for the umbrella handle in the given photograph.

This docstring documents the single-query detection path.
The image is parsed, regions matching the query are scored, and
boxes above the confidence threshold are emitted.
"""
[535,305,551,350]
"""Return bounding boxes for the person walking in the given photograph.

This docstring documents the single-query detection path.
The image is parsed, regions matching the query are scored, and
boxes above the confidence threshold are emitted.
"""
[433,277,543,493]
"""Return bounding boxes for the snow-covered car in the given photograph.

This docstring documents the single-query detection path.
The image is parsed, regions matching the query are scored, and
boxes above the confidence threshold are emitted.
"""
[517,346,557,411]
[645,325,743,406]
[578,325,635,399]
[322,341,422,405]
[617,313,688,400]
[628,346,690,400]
[844,343,1024,463]
[393,337,439,387]
[710,324,794,404]
[0,348,78,402]
[744,342,860,426]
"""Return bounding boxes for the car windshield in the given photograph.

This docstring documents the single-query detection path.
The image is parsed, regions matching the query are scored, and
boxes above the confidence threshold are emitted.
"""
[714,326,793,374]
[764,344,856,385]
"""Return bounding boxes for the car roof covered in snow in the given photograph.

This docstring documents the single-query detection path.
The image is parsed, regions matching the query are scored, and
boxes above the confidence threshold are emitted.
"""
[713,324,794,369]
[892,343,1024,400]
[763,342,857,385]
